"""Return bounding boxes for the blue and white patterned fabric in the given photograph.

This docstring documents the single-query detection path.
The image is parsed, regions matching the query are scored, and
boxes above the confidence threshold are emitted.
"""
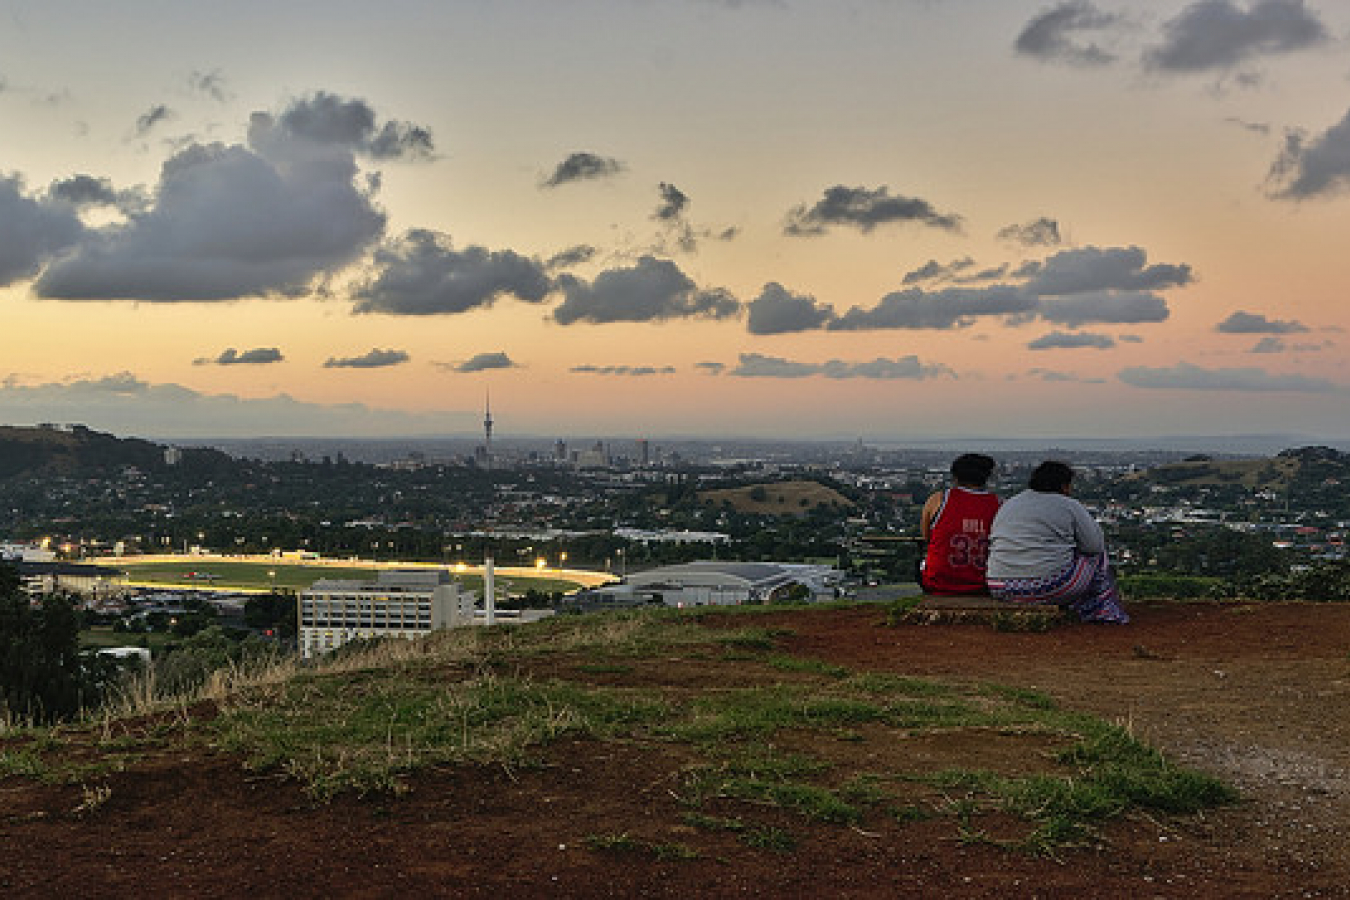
[986,552,1128,624]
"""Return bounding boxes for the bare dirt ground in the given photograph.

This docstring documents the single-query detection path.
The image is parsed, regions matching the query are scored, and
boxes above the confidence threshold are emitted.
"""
[3,601,1349,898]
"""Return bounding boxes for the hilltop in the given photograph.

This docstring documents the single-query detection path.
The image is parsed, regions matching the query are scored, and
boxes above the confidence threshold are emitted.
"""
[1126,445,1350,491]
[697,479,854,517]
[0,425,231,480]
[2,601,1348,897]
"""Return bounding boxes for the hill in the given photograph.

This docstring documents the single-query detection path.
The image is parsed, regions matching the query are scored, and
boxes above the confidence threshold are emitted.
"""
[1127,445,1350,492]
[697,479,853,516]
[0,424,234,481]
[3,602,1348,896]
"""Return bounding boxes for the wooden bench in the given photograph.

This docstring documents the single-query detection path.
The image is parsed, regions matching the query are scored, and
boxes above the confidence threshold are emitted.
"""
[892,593,1069,630]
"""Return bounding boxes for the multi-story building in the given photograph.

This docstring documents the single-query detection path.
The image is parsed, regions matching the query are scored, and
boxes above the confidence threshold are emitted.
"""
[298,568,474,659]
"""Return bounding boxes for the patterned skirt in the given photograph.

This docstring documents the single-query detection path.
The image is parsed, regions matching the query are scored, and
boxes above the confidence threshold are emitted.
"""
[986,552,1129,624]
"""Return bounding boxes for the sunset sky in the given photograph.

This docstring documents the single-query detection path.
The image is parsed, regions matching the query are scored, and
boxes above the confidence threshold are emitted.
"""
[3,0,1350,442]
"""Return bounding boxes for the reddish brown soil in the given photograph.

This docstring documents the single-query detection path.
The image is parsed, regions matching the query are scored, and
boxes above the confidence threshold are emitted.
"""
[3,602,1349,898]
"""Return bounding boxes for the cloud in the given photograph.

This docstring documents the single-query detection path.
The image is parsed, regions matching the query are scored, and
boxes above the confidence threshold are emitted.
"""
[1014,1,1121,67]
[1028,330,1117,350]
[1038,290,1170,326]
[1118,334,1144,343]
[829,285,1036,331]
[1267,107,1350,200]
[1027,368,1108,384]
[746,282,836,334]
[729,352,952,380]
[47,174,120,207]
[546,244,596,270]
[902,257,975,285]
[1226,116,1271,135]
[195,347,284,366]
[0,175,85,286]
[134,104,174,138]
[0,372,465,438]
[1118,361,1336,392]
[1144,0,1329,73]
[553,256,740,325]
[454,352,516,373]
[188,70,230,103]
[784,185,962,236]
[354,229,552,316]
[251,92,435,161]
[654,182,689,222]
[1251,336,1285,353]
[1021,245,1193,295]
[570,364,676,376]
[36,94,417,301]
[541,151,624,188]
[764,243,1189,333]
[323,348,410,369]
[1217,310,1309,333]
[695,361,726,375]
[997,217,1063,247]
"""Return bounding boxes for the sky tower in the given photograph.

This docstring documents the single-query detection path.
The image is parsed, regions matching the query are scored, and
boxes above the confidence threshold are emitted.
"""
[483,390,493,471]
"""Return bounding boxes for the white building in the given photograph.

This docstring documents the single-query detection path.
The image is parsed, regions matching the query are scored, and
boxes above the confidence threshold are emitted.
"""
[299,569,475,659]
[568,561,842,611]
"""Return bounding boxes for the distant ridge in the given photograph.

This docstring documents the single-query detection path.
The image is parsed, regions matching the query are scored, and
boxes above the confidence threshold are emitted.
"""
[0,424,229,479]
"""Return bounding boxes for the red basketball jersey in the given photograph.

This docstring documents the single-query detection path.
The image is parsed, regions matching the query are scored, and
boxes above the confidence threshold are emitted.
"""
[922,487,1000,595]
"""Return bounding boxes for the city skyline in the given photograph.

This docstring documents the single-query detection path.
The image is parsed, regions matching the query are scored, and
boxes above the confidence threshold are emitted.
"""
[3,1,1350,441]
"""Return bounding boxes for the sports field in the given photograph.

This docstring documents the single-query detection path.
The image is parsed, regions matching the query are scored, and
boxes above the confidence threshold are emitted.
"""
[110,555,604,595]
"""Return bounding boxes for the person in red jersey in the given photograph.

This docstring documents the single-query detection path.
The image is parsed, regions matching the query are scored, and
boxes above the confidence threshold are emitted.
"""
[918,453,1000,595]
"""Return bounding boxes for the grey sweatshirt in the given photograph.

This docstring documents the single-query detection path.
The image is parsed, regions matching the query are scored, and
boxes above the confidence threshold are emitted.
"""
[985,489,1105,580]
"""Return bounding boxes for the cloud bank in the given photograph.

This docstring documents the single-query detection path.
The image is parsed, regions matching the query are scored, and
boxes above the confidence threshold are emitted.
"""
[1119,361,1335,392]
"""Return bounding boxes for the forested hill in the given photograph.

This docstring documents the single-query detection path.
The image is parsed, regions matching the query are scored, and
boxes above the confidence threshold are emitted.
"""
[0,425,227,479]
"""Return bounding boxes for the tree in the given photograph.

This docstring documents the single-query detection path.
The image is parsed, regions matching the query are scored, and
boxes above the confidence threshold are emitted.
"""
[0,564,92,723]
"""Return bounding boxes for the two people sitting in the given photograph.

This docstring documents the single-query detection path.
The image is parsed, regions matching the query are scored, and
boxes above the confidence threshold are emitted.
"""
[919,456,1129,624]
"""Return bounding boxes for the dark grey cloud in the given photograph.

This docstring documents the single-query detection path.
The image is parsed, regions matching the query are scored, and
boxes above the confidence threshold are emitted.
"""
[829,285,1036,331]
[570,364,676,376]
[997,217,1062,247]
[1145,0,1329,73]
[195,347,284,366]
[746,282,836,334]
[1039,290,1170,326]
[902,257,975,285]
[251,92,435,161]
[1014,1,1121,67]
[654,182,689,222]
[553,256,740,325]
[1028,330,1117,350]
[354,229,552,316]
[1268,107,1350,200]
[546,244,596,270]
[1251,336,1285,353]
[729,353,952,380]
[541,151,624,188]
[784,185,962,236]
[454,352,516,373]
[323,348,410,369]
[1217,310,1308,333]
[1022,245,1192,295]
[47,174,119,207]
[188,70,229,103]
[1118,334,1144,343]
[1119,361,1335,392]
[37,94,409,302]
[135,104,174,137]
[0,175,85,286]
[695,361,726,375]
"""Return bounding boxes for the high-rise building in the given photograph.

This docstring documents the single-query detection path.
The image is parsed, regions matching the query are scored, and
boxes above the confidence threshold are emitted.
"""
[298,569,475,658]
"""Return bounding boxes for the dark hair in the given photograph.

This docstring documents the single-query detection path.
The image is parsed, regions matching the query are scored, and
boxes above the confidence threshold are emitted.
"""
[950,453,995,487]
[1028,460,1074,493]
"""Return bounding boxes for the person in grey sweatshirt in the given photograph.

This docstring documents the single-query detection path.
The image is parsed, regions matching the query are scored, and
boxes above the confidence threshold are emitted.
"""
[985,460,1128,623]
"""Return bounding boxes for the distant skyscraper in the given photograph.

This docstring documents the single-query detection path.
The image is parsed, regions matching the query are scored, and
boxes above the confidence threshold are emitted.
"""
[638,439,650,467]
[483,391,494,471]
